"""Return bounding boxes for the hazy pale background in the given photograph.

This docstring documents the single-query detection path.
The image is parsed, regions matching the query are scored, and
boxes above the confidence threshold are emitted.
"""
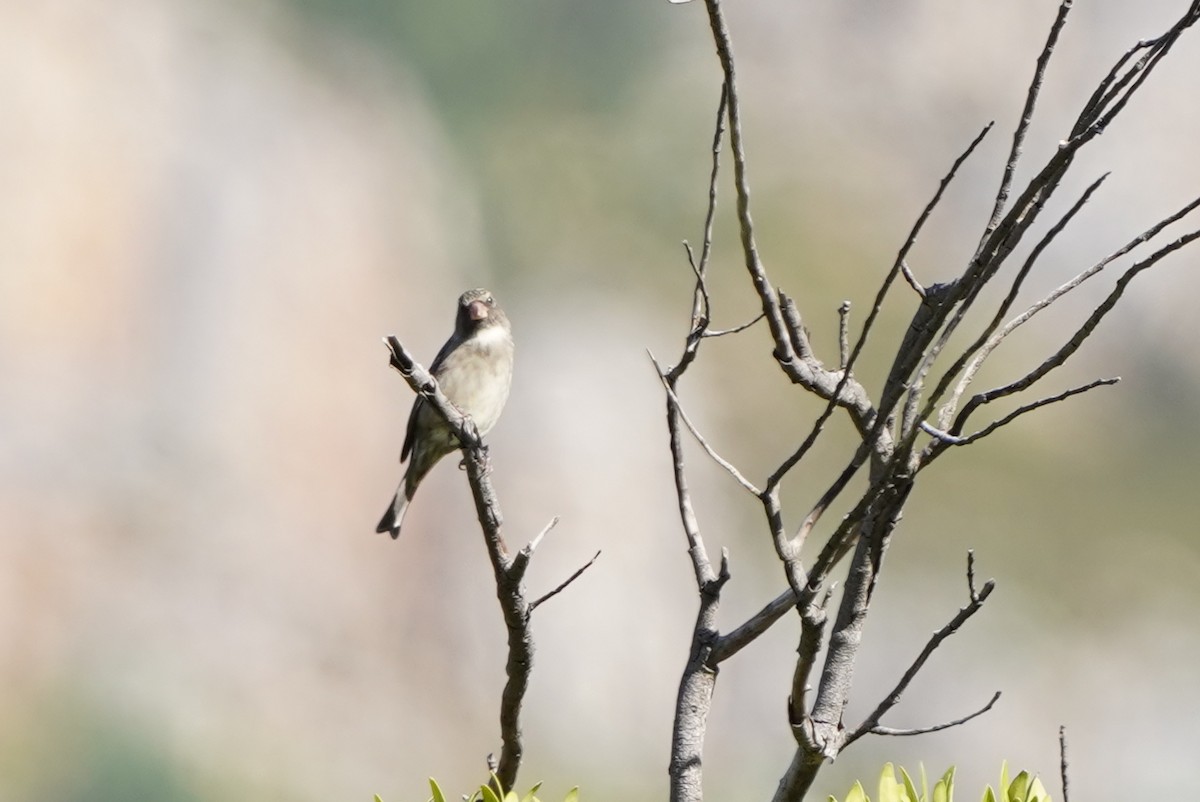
[3,1,1199,800]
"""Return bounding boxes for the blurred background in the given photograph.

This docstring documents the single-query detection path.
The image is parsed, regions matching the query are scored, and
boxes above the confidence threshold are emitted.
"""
[2,0,1199,800]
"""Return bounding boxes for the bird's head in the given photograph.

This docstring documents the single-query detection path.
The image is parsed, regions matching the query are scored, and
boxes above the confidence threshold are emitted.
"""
[455,288,509,338]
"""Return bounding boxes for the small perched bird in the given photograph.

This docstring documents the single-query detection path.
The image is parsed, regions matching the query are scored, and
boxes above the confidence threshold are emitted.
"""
[376,288,514,539]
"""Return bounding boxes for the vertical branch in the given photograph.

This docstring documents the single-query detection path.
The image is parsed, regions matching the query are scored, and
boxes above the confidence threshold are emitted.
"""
[384,337,552,794]
[666,3,1200,802]
[666,83,731,802]
[976,0,1074,252]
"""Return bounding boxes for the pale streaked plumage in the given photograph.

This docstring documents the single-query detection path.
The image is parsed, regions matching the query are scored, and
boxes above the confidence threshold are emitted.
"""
[376,289,514,539]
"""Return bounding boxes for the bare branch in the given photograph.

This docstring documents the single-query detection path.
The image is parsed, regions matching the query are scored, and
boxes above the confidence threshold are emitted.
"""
[669,85,729,384]
[529,550,601,612]
[789,591,834,747]
[522,516,560,559]
[696,83,728,283]
[1060,725,1072,802]
[383,334,535,792]
[977,0,1074,252]
[864,691,1001,739]
[848,124,993,443]
[919,421,966,446]
[651,352,762,497]
[898,260,925,297]
[682,240,711,332]
[666,4,1200,802]
[663,83,737,802]
[1076,3,1200,140]
[966,548,981,601]
[927,378,1119,464]
[704,311,765,337]
[712,588,796,663]
[837,301,851,370]
[845,553,997,747]
[803,486,910,762]
[792,445,870,551]
[663,375,715,587]
[954,227,1200,433]
[941,193,1200,427]
[933,174,1109,429]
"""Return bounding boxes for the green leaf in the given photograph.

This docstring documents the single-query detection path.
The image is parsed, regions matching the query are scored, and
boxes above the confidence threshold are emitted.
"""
[999,762,1010,797]
[429,778,447,802]
[374,796,384,802]
[845,780,869,802]
[564,788,579,802]
[480,785,502,802]
[1027,776,1050,802]
[981,787,996,802]
[878,763,904,802]
[519,781,544,802]
[932,778,949,802]
[1006,771,1030,802]
[899,766,922,802]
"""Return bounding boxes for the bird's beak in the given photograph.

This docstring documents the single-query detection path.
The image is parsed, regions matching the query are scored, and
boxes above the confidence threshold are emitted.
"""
[468,300,489,321]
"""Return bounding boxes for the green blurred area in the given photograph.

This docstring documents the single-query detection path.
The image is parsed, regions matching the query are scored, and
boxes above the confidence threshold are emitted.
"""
[287,0,658,125]
[282,0,688,285]
[3,692,202,802]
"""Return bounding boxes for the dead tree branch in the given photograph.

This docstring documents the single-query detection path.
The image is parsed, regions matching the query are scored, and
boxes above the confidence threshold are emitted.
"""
[659,2,1200,801]
[383,336,590,794]
[844,553,998,748]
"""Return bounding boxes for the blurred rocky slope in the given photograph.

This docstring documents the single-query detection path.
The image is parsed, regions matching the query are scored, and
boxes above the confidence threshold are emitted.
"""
[1,1,1198,801]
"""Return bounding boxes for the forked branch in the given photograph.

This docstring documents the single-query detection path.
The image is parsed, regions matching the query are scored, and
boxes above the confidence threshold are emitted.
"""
[383,336,590,793]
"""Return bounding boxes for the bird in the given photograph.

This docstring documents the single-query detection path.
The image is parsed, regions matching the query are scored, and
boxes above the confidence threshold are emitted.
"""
[376,288,514,539]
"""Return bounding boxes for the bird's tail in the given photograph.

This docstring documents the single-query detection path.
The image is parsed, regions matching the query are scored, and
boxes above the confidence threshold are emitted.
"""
[375,490,410,539]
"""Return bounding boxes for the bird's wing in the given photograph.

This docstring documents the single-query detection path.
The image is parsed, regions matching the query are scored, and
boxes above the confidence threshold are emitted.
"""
[400,394,423,462]
[427,331,461,374]
[400,333,460,462]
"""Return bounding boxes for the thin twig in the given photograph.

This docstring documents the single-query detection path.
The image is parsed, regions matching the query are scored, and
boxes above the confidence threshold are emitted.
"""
[845,554,996,747]
[865,691,1001,738]
[941,193,1200,428]
[933,174,1110,429]
[530,550,601,612]
[651,352,763,496]
[953,227,1200,434]
[704,311,765,337]
[792,445,870,550]
[838,301,851,370]
[669,85,729,384]
[712,588,796,663]
[931,376,1118,463]
[1060,725,1071,802]
[898,260,925,296]
[977,0,1074,253]
[696,83,728,282]
[522,516,561,559]
[847,123,994,444]
[967,549,980,601]
[682,240,711,333]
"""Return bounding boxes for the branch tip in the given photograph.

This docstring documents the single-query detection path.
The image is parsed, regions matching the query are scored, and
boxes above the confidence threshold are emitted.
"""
[529,549,601,613]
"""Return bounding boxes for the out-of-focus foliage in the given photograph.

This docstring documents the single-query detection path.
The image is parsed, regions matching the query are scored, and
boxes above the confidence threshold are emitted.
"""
[828,763,1052,802]
[373,777,579,802]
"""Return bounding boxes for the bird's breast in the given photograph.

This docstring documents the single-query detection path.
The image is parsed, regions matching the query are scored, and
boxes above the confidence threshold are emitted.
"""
[436,331,514,435]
